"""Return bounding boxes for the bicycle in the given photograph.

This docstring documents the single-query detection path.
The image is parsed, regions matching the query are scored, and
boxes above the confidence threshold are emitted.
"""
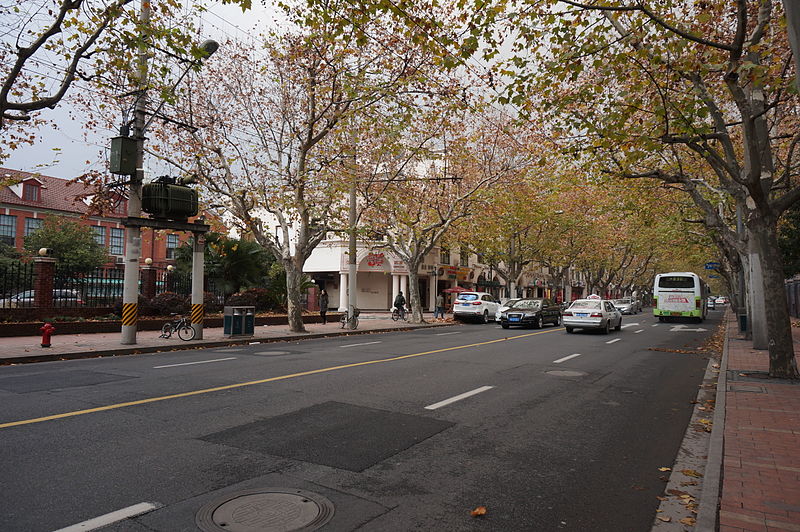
[391,306,407,321]
[340,307,360,330]
[160,314,196,341]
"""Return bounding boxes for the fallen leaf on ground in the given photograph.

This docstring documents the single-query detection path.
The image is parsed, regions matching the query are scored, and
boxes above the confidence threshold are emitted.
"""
[667,489,690,497]
[656,496,668,501]
[680,517,696,525]
[681,469,703,478]
[656,515,671,522]
[470,506,487,517]
[658,467,671,472]
[631,485,646,491]
[680,481,699,487]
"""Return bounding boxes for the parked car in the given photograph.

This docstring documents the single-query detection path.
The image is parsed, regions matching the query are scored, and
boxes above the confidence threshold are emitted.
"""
[715,296,729,305]
[612,298,638,315]
[495,298,522,321]
[707,298,716,310]
[562,298,622,334]
[0,289,85,308]
[453,291,500,323]
[500,298,561,329]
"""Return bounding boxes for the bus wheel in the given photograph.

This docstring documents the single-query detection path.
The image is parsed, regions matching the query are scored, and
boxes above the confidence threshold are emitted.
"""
[658,316,664,322]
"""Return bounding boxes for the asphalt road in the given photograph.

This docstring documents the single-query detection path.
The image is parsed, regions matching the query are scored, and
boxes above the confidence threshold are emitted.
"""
[0,309,722,532]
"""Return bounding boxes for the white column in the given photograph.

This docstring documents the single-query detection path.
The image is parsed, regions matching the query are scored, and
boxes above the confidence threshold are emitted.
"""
[392,274,400,308]
[428,275,437,311]
[400,275,408,296]
[338,273,348,311]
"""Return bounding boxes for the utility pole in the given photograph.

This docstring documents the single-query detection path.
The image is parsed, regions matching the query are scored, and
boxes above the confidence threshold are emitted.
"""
[121,0,150,345]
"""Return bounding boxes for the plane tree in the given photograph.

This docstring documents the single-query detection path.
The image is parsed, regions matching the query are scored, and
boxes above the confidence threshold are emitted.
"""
[480,0,800,378]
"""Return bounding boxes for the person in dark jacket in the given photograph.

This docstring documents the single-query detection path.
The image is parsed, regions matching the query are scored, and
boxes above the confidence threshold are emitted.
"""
[394,291,406,320]
[319,289,329,324]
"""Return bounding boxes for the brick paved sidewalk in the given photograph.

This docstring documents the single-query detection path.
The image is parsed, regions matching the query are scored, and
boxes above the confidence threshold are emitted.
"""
[718,315,800,532]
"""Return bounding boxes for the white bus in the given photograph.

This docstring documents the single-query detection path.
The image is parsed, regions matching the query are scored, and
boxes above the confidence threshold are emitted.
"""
[653,272,709,322]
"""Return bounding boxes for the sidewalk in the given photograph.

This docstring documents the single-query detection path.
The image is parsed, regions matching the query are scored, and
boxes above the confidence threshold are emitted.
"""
[0,312,455,365]
[712,314,800,532]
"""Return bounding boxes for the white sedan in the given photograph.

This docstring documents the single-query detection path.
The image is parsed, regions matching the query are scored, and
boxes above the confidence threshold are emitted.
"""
[562,298,622,334]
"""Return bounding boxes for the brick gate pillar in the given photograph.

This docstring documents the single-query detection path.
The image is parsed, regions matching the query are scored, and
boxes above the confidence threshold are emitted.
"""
[34,257,56,310]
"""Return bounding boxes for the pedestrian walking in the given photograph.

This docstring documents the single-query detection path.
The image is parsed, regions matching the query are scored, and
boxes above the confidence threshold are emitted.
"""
[319,289,329,324]
[434,292,445,319]
[394,291,406,320]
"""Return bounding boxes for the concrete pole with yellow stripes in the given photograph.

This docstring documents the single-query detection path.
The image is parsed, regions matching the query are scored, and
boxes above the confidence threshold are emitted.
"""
[191,232,205,339]
[121,0,150,345]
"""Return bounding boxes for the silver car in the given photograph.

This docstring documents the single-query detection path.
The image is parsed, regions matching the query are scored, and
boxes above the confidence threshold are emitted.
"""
[562,297,622,334]
[612,298,636,315]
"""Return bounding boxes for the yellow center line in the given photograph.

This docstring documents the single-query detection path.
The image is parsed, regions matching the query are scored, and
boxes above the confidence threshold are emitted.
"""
[0,328,560,430]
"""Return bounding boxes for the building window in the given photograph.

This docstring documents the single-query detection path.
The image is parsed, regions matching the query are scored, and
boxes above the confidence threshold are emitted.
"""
[440,248,450,265]
[110,228,124,255]
[24,217,43,236]
[460,251,469,267]
[23,183,40,202]
[166,234,179,259]
[0,214,17,246]
[92,226,107,247]
[112,198,127,215]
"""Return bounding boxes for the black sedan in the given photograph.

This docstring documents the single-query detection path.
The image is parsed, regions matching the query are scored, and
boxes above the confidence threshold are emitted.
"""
[500,298,562,329]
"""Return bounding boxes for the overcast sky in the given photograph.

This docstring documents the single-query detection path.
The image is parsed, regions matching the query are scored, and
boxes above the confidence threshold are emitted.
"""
[4,0,281,179]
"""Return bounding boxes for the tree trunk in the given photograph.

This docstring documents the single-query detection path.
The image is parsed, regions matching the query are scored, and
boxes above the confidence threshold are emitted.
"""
[750,219,799,378]
[746,237,768,348]
[285,263,307,333]
[407,266,424,323]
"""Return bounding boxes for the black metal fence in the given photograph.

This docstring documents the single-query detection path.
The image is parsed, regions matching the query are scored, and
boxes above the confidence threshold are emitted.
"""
[0,263,226,310]
[0,262,35,309]
[54,266,126,307]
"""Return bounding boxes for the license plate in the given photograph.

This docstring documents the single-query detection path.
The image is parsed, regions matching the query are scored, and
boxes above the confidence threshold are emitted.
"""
[670,312,682,316]
[461,303,472,307]
[576,312,588,317]
[509,316,520,322]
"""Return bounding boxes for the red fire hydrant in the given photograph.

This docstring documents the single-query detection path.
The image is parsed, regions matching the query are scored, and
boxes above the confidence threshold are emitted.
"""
[40,322,56,348]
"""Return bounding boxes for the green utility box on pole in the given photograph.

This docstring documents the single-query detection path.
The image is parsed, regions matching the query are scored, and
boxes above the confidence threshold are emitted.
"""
[223,306,255,337]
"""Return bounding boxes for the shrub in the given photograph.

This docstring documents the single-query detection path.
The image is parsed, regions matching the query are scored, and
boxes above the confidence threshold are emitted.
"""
[149,292,189,316]
[112,295,155,317]
[226,287,276,311]
[204,291,223,313]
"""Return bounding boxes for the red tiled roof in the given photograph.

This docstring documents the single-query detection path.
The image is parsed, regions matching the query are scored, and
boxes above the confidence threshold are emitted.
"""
[0,168,92,214]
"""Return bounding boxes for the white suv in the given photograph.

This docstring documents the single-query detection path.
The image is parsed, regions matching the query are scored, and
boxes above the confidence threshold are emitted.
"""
[453,291,500,323]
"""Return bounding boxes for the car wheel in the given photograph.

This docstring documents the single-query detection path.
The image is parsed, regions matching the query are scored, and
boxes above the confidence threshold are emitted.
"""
[482,310,488,324]
[615,317,622,331]
[501,323,509,329]
[603,320,610,334]
[565,326,573,333]
[534,315,542,329]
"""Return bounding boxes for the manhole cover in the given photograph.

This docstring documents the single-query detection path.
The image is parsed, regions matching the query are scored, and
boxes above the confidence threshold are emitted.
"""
[254,351,292,356]
[196,488,334,532]
[546,370,588,378]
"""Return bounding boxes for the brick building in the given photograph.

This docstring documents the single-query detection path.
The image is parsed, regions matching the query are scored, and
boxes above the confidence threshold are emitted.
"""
[0,168,187,266]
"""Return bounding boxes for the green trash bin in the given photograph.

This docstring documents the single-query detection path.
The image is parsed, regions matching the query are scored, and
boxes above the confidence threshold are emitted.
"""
[223,306,255,338]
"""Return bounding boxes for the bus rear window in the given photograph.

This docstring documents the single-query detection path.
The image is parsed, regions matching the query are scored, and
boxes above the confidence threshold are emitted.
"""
[658,276,695,289]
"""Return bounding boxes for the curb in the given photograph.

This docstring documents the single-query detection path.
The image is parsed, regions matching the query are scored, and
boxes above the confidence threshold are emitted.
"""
[0,323,455,366]
[695,313,729,531]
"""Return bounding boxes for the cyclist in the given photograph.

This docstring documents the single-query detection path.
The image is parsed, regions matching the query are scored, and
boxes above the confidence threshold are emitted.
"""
[393,291,407,320]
